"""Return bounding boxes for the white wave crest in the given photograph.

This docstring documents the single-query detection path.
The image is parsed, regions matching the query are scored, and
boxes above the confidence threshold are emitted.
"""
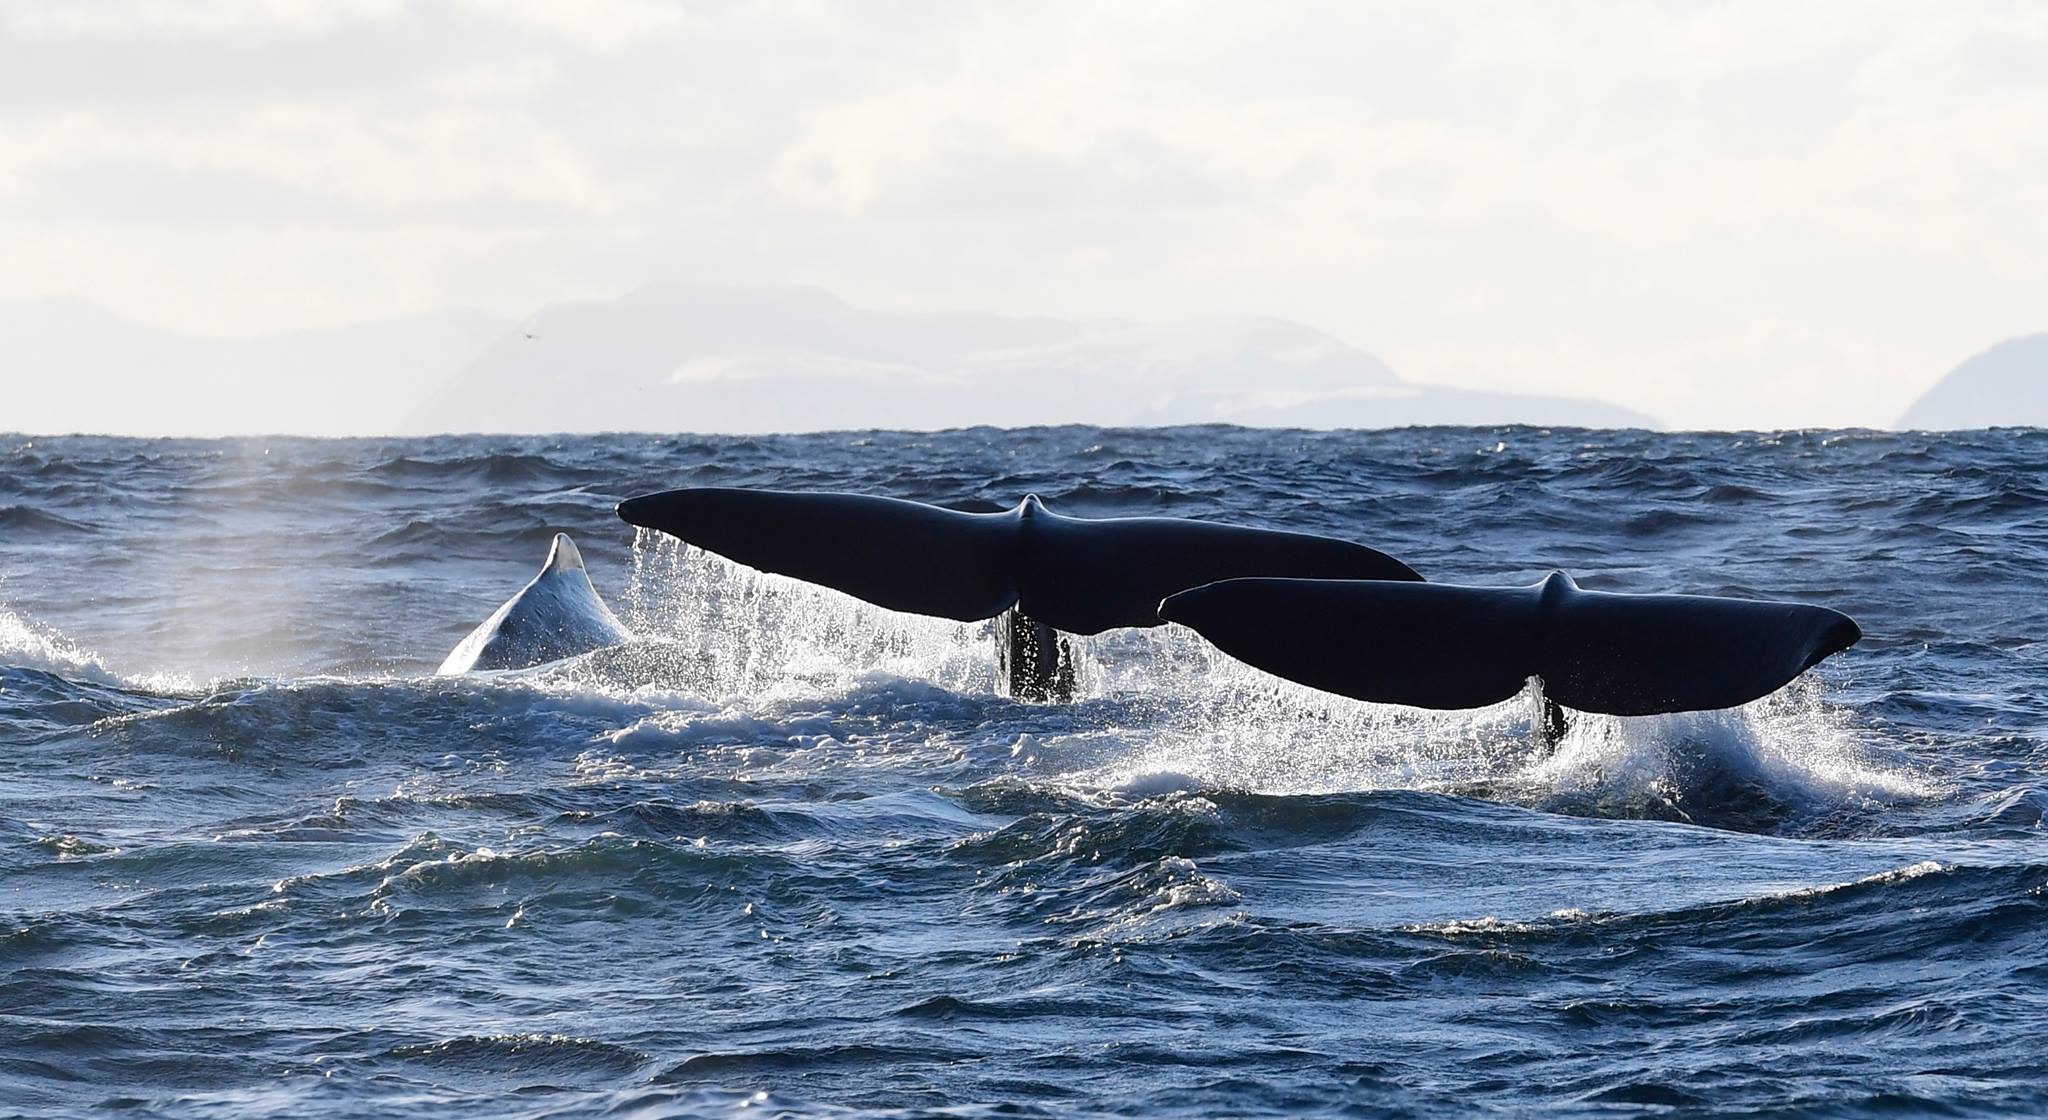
[0,602,122,685]
[1522,679,1935,823]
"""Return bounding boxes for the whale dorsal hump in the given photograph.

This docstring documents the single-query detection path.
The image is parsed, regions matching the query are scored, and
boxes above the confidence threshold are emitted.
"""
[545,532,586,573]
[436,530,631,674]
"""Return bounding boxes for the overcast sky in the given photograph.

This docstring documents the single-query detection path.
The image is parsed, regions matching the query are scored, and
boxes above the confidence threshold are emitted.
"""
[3,0,2044,429]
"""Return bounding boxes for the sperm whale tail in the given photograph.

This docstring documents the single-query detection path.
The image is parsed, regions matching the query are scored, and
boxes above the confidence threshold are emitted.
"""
[1158,570,1859,716]
[614,488,1420,635]
[615,487,1418,701]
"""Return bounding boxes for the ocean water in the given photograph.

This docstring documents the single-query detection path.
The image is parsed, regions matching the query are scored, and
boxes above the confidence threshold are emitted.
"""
[1,426,2044,1118]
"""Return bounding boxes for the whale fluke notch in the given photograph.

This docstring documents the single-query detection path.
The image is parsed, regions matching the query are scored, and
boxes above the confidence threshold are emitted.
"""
[437,532,632,675]
[614,488,1420,635]
[1158,570,1860,716]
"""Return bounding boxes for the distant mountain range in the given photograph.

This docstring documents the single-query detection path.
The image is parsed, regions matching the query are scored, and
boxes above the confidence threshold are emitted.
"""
[1,297,506,437]
[0,283,1780,436]
[1898,334,2048,430]
[402,284,1655,433]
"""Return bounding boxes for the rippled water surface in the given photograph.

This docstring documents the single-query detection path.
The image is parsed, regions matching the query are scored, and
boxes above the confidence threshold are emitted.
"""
[2,427,2045,1118]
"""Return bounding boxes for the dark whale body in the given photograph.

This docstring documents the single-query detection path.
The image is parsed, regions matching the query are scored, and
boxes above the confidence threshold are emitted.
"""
[615,488,1418,700]
[615,488,1419,635]
[615,488,1858,719]
[1160,570,1860,716]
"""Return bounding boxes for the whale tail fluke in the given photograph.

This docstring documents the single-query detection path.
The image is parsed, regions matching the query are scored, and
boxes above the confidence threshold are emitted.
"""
[616,489,1019,622]
[1159,571,1859,716]
[616,488,1419,635]
[1015,498,1421,633]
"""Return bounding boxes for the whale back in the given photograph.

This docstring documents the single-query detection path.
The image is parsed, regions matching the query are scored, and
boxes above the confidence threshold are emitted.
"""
[615,488,1419,635]
[1158,571,1859,715]
[437,533,632,674]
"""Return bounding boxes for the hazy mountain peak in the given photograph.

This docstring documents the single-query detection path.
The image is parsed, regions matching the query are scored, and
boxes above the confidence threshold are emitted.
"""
[1899,334,2048,430]
[1,299,507,437]
[2,285,1656,436]
[620,281,847,312]
[406,284,1648,434]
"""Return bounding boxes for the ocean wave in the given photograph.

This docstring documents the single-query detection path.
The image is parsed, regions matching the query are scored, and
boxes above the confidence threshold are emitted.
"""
[0,505,100,534]
[1510,682,1934,833]
[1049,662,1929,836]
[87,674,661,766]
[267,832,808,929]
[4,428,2047,1118]
[0,604,128,687]
[381,1033,649,1079]
[654,1042,977,1082]
[1399,858,2047,952]
[366,451,606,487]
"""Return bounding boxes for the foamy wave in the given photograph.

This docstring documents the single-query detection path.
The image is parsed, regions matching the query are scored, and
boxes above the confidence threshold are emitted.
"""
[1049,855,1246,943]
[1056,668,1927,832]
[1055,647,1541,797]
[0,603,122,685]
[1759,858,1949,900]
[1404,861,1952,939]
[1522,679,1934,826]
[621,532,999,700]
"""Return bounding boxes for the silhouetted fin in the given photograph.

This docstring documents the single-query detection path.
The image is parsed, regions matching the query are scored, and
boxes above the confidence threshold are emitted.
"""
[615,488,1419,635]
[1158,571,1860,715]
[617,489,1021,622]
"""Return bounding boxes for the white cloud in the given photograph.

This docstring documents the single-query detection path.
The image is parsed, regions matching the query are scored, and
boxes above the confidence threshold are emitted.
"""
[449,0,710,53]
[2,0,403,38]
[2,0,2045,427]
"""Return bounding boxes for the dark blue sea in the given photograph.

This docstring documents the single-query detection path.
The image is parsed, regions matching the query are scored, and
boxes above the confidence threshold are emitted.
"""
[2,426,2044,1118]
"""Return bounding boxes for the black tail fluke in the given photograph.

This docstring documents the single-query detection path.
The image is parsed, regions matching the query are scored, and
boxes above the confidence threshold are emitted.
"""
[1158,571,1859,715]
[616,488,1420,635]
[616,489,1019,622]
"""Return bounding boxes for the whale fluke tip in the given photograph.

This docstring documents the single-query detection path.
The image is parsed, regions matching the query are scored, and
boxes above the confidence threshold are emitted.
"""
[1161,573,1860,715]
